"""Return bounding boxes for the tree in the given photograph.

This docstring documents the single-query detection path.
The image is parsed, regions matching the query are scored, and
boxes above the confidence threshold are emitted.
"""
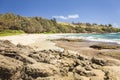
[108,24,112,27]
[51,18,57,25]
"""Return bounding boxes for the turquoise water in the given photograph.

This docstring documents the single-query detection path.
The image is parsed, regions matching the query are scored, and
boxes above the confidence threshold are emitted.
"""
[59,33,120,44]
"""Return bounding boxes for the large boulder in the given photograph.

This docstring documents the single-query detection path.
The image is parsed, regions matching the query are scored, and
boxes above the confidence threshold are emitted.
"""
[0,55,23,80]
[26,63,60,79]
[91,57,107,66]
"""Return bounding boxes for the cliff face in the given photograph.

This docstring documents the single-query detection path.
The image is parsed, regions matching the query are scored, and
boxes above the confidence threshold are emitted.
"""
[0,40,120,80]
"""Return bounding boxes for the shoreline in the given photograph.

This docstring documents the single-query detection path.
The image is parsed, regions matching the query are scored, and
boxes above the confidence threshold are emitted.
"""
[0,34,64,51]
[0,33,120,50]
[0,34,120,79]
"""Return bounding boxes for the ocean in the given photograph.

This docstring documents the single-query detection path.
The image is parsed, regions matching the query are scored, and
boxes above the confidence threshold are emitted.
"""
[56,33,120,44]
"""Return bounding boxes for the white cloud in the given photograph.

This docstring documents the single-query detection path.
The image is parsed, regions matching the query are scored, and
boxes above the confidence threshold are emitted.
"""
[68,14,79,19]
[52,14,79,20]
[53,16,67,19]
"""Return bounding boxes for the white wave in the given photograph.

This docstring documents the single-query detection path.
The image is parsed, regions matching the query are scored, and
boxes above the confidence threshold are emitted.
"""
[58,35,120,44]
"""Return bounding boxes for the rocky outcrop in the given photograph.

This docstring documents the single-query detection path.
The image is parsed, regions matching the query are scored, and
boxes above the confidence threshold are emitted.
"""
[0,40,119,80]
[0,54,23,80]
[90,44,120,50]
[26,63,59,78]
[91,57,107,66]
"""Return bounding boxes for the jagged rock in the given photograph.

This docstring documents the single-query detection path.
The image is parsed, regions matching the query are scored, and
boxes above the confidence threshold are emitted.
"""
[0,40,15,48]
[36,77,56,80]
[17,44,33,50]
[91,57,107,66]
[0,40,117,80]
[63,50,78,58]
[60,57,76,67]
[85,65,92,71]
[17,44,34,55]
[78,54,89,61]
[29,51,57,64]
[74,73,85,80]
[76,60,93,68]
[103,67,120,80]
[0,54,23,80]
[74,65,96,77]
[91,64,100,69]
[26,63,60,79]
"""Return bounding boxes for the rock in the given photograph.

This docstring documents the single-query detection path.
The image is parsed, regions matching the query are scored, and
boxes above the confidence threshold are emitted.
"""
[60,57,76,67]
[0,40,117,80]
[103,67,120,80]
[29,51,57,64]
[17,44,33,50]
[74,65,96,77]
[26,63,60,79]
[91,57,107,66]
[36,77,56,80]
[74,65,86,75]
[91,64,100,69]
[17,44,34,55]
[90,77,104,80]
[59,67,68,76]
[85,66,92,71]
[0,54,23,80]
[90,44,120,50]
[78,54,89,61]
[74,73,85,80]
[0,40,15,48]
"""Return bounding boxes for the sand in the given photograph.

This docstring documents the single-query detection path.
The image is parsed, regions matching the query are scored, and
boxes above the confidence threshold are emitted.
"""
[0,34,64,51]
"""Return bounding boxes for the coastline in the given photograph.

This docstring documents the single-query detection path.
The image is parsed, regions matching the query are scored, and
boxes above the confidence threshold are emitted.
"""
[0,33,120,50]
[0,34,120,79]
[0,33,120,59]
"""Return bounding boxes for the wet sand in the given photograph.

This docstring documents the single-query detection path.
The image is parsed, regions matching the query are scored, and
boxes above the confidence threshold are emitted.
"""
[54,40,120,64]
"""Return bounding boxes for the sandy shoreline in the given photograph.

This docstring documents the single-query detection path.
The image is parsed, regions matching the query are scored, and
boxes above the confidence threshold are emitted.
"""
[0,33,120,59]
[0,33,119,51]
[0,34,64,51]
[0,34,120,79]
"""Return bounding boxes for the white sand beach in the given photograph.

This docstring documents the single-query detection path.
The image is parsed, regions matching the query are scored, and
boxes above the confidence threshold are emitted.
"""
[0,34,64,51]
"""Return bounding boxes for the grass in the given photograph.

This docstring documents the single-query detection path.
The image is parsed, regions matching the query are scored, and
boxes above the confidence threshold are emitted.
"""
[0,30,25,36]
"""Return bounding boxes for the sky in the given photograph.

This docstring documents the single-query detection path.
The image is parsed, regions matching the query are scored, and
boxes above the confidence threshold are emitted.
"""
[0,0,120,27]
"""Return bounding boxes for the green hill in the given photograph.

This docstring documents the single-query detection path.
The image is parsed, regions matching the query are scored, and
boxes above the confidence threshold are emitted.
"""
[0,13,120,34]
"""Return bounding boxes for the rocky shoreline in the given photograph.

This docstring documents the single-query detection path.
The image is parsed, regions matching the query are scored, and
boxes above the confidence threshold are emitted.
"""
[0,40,120,80]
[0,34,120,80]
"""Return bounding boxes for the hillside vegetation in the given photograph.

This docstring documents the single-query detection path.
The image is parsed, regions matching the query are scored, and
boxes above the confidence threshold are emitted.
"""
[0,13,120,33]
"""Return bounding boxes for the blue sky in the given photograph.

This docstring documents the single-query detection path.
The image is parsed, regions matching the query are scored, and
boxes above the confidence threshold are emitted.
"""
[0,0,120,27]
